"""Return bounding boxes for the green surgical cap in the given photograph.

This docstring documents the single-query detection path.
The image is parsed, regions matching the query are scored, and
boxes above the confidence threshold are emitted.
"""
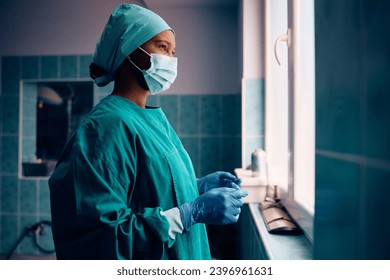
[92,4,173,87]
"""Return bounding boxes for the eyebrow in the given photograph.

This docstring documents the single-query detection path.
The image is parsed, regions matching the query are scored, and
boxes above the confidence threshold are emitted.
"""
[154,40,176,49]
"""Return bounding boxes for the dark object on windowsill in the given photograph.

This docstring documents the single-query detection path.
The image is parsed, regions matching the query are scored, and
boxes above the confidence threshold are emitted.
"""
[259,199,302,235]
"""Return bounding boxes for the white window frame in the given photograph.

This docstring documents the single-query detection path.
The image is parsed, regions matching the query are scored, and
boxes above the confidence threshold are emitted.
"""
[264,0,315,242]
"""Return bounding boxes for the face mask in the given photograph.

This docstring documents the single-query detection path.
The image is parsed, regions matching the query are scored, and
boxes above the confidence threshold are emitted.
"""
[129,47,177,95]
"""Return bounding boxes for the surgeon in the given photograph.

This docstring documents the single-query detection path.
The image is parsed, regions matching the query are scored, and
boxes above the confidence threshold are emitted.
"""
[49,3,248,260]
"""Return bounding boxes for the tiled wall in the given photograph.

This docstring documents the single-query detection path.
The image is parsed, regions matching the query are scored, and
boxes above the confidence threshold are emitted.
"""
[0,55,242,257]
[242,78,265,167]
[147,93,242,176]
[314,0,390,259]
[0,55,93,257]
[236,204,267,260]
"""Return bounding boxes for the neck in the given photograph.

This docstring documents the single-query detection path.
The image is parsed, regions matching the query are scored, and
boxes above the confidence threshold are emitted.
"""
[111,66,150,108]
[112,84,149,108]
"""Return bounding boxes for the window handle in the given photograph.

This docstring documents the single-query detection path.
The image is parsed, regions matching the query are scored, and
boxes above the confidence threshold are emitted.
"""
[274,29,291,65]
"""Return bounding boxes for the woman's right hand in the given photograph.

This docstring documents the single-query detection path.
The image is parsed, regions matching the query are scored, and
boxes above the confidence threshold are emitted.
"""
[178,187,249,231]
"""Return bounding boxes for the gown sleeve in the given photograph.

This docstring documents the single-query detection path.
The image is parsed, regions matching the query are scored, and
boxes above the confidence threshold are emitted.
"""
[49,128,175,260]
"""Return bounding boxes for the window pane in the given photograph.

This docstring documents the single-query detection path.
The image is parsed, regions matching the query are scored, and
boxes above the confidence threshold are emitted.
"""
[265,0,288,190]
[293,0,315,213]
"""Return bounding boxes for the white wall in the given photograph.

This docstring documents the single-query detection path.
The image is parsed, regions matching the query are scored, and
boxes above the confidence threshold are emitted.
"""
[242,0,263,79]
[0,0,136,56]
[156,7,240,94]
[0,0,240,94]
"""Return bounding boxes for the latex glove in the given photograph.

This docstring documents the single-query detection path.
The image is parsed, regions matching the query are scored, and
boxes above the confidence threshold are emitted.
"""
[197,171,242,195]
[178,187,249,231]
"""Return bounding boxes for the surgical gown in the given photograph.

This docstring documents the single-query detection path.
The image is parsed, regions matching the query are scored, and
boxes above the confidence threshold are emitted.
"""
[49,95,211,260]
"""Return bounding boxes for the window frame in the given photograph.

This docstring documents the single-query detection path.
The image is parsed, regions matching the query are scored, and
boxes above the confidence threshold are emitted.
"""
[264,0,315,243]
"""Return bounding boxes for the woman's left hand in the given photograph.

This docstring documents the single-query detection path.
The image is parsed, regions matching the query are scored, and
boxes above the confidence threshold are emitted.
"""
[197,171,242,195]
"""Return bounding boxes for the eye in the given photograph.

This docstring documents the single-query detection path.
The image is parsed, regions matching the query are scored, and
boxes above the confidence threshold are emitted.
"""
[158,45,167,51]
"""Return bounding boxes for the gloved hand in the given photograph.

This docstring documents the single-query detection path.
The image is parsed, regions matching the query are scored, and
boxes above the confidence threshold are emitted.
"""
[197,171,242,195]
[178,187,249,232]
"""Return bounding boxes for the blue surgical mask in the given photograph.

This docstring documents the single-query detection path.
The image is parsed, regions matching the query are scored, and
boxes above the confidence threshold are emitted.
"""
[129,47,177,95]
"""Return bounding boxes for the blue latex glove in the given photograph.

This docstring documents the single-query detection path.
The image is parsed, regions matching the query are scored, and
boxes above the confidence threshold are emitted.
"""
[178,187,249,231]
[197,171,242,194]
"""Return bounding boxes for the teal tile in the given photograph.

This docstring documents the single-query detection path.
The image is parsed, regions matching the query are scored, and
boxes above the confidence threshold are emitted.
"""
[22,119,36,138]
[40,56,58,79]
[314,155,360,259]
[38,214,52,225]
[200,137,220,176]
[18,215,38,255]
[160,95,178,132]
[36,217,55,255]
[1,56,20,95]
[315,1,360,155]
[146,95,159,107]
[366,86,390,161]
[39,179,51,214]
[1,96,19,134]
[180,137,200,177]
[23,83,37,98]
[79,55,92,78]
[244,79,264,136]
[22,96,37,119]
[22,56,39,79]
[0,137,2,173]
[0,215,18,253]
[20,180,37,213]
[364,7,390,161]
[93,84,113,105]
[222,94,241,136]
[22,138,36,162]
[60,56,77,78]
[364,167,390,259]
[179,95,199,135]
[1,176,18,213]
[220,137,241,174]
[1,136,19,173]
[316,88,360,154]
[201,95,221,135]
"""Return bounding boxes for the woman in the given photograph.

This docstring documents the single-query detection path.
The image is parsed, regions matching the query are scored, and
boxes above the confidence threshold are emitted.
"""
[49,3,247,260]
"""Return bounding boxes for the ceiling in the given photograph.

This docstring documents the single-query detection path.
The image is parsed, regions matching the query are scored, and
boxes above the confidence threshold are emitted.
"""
[142,0,239,9]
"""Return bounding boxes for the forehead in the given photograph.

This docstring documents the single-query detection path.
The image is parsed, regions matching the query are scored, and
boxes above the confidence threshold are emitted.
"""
[147,30,176,47]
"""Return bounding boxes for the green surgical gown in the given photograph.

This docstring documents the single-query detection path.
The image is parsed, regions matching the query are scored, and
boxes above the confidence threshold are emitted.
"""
[49,95,211,260]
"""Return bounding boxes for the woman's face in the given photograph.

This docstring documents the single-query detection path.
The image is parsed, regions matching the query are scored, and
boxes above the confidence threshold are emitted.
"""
[143,29,176,57]
[130,30,176,70]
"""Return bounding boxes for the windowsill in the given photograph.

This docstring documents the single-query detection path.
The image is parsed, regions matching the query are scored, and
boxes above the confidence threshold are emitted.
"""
[248,203,313,259]
[235,168,313,260]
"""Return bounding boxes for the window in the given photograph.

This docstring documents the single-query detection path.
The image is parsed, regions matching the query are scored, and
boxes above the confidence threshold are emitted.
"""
[264,0,315,241]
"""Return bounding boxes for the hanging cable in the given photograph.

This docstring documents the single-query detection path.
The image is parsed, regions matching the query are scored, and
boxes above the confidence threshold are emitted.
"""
[6,220,55,260]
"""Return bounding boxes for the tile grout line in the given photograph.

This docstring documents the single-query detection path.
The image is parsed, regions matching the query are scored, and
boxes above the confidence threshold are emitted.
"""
[219,95,223,171]
[358,2,368,258]
[16,177,21,254]
[197,95,202,176]
[57,56,60,79]
[38,56,42,80]
[36,179,40,255]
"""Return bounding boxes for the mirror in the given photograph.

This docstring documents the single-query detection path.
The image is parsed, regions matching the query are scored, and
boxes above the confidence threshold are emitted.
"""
[21,81,93,177]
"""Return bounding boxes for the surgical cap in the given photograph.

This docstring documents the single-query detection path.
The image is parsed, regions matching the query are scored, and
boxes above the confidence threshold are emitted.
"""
[92,4,173,87]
